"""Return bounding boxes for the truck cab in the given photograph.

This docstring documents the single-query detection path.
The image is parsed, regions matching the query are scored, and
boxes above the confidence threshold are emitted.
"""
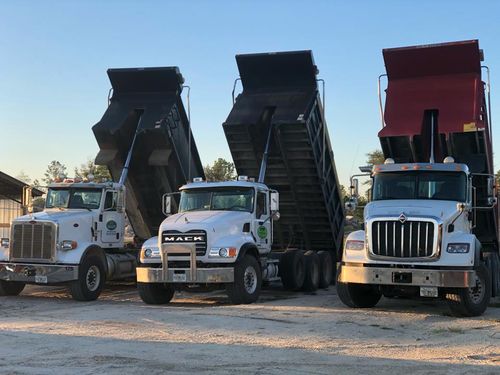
[137,178,279,304]
[0,178,137,301]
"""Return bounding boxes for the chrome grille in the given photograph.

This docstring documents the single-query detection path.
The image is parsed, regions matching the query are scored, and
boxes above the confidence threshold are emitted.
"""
[11,222,55,262]
[371,220,435,258]
[162,230,207,256]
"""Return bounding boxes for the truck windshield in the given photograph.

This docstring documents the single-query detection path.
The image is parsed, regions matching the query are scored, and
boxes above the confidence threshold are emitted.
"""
[372,172,467,202]
[179,188,254,213]
[46,188,103,209]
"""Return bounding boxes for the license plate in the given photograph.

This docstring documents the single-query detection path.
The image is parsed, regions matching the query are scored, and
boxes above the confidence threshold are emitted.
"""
[173,273,187,282]
[420,286,438,298]
[35,275,48,284]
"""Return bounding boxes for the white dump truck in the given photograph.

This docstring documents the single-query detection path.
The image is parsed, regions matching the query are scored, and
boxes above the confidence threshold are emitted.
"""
[0,67,204,300]
[338,40,500,316]
[137,51,345,304]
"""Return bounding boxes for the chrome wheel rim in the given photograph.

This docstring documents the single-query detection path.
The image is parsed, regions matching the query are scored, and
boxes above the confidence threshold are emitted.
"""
[468,273,485,304]
[243,266,257,294]
[86,265,100,292]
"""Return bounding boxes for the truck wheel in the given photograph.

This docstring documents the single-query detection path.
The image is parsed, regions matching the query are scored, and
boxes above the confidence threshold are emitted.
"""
[317,251,333,288]
[280,250,305,290]
[446,263,491,317]
[0,280,25,296]
[484,252,500,297]
[226,254,262,304]
[70,254,106,301]
[337,278,381,308]
[138,282,175,304]
[302,251,320,292]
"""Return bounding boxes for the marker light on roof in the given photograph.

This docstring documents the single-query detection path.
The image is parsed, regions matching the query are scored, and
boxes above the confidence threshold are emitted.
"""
[443,156,455,163]
[193,177,204,182]
[238,176,249,181]
[384,158,395,164]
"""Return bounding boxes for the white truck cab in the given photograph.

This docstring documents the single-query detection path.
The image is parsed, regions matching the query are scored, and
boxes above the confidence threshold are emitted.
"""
[0,179,137,300]
[339,160,497,316]
[137,178,281,304]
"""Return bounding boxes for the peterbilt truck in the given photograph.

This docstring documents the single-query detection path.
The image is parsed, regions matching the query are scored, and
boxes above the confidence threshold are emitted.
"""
[0,67,204,300]
[339,40,500,316]
[136,51,345,304]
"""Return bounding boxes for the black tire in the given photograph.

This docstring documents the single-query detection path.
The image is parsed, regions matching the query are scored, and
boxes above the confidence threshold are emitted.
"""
[336,271,382,308]
[226,254,262,304]
[138,282,175,305]
[70,254,106,301]
[317,251,333,288]
[0,280,25,296]
[280,250,305,290]
[302,251,320,292]
[446,262,491,317]
[484,252,500,297]
[227,254,262,304]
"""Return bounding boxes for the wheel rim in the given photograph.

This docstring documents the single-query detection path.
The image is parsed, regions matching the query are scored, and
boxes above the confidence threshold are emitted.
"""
[468,273,485,304]
[243,266,258,294]
[86,265,101,292]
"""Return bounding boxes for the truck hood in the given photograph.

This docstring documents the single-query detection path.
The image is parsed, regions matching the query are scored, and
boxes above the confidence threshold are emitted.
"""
[365,200,460,223]
[14,209,95,225]
[160,210,252,233]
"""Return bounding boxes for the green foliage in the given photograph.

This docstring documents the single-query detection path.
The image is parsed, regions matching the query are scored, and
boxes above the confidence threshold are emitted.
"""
[204,158,236,182]
[366,149,385,166]
[43,161,67,184]
[74,159,112,182]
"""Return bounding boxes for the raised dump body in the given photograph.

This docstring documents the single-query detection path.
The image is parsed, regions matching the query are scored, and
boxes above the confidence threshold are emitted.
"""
[223,51,344,257]
[379,40,498,252]
[93,67,204,241]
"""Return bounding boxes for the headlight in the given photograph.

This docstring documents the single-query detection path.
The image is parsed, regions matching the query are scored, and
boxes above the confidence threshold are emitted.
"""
[1,238,9,248]
[209,247,237,258]
[142,248,160,258]
[59,240,77,251]
[446,243,470,253]
[345,240,364,251]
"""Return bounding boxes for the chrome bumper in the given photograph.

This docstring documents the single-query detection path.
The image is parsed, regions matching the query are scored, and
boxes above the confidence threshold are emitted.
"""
[136,266,234,283]
[0,262,78,284]
[136,242,234,284]
[339,264,476,288]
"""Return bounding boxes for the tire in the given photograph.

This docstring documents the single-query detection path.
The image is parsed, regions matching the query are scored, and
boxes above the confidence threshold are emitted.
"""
[317,251,333,288]
[70,254,106,301]
[280,250,305,290]
[0,280,25,296]
[446,262,491,317]
[336,270,382,308]
[138,282,175,305]
[484,252,500,297]
[226,254,262,304]
[302,251,320,292]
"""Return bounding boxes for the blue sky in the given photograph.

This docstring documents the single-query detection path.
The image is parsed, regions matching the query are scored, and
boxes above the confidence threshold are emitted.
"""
[1,0,499,188]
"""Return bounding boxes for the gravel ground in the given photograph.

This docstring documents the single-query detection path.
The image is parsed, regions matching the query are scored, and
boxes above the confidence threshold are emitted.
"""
[0,282,499,374]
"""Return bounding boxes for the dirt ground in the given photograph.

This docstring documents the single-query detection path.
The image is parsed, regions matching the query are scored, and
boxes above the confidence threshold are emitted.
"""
[0,282,499,375]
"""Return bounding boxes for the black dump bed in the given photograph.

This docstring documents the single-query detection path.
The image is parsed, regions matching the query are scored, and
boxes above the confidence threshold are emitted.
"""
[223,51,344,257]
[93,67,204,240]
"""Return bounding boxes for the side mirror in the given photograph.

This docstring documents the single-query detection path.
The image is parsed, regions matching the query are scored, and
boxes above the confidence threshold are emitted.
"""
[350,178,359,197]
[163,195,172,215]
[270,191,279,211]
[116,191,125,213]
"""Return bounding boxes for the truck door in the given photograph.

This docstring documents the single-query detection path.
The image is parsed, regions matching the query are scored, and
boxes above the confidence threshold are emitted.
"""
[100,190,124,246]
[253,190,271,253]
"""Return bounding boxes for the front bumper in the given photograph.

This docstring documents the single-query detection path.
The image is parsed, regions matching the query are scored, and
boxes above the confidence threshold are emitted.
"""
[339,264,476,288]
[136,266,234,283]
[0,262,79,284]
